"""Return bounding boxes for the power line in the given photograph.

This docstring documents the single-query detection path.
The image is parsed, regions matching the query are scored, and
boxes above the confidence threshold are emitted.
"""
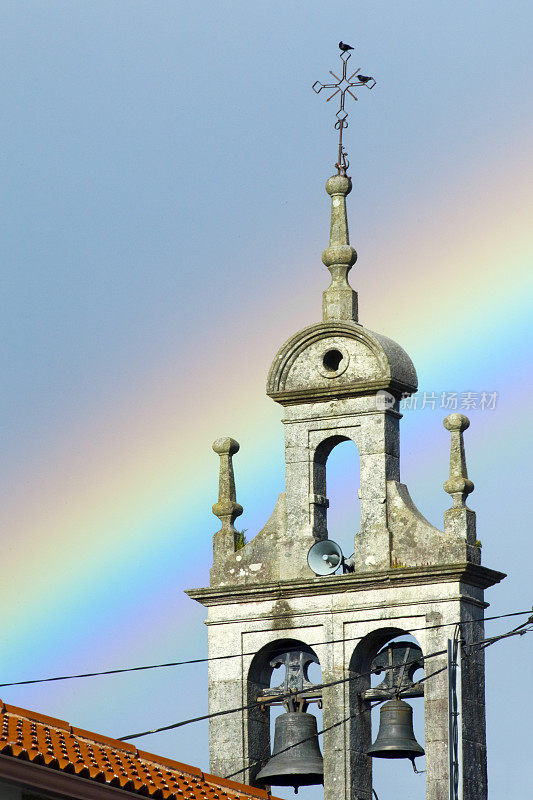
[223,618,533,781]
[225,699,384,780]
[118,646,446,741]
[225,666,451,781]
[0,608,528,690]
[117,617,532,741]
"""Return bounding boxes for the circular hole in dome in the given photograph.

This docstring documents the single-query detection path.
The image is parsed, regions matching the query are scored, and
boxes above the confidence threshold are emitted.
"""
[322,349,343,372]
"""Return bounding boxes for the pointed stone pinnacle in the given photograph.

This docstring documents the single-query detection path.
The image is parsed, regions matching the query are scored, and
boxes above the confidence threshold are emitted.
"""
[322,175,358,322]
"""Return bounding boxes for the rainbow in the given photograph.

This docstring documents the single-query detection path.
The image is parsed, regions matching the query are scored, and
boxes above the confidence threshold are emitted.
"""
[1,140,530,754]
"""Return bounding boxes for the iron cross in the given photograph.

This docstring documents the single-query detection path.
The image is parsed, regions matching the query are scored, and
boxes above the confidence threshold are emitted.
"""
[313,49,376,176]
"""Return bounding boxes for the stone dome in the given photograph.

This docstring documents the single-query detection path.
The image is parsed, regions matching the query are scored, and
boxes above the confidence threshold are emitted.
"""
[266,321,417,405]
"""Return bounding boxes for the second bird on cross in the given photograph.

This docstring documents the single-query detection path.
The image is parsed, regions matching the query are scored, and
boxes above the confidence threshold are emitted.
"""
[339,41,354,52]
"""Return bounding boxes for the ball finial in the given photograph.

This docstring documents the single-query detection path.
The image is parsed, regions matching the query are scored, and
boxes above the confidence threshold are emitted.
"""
[325,174,352,197]
[443,414,470,433]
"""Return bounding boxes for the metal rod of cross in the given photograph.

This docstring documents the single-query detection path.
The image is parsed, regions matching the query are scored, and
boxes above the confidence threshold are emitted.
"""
[313,46,376,176]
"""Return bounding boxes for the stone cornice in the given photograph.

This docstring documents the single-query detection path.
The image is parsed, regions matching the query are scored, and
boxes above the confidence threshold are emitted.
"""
[268,377,413,406]
[186,563,506,607]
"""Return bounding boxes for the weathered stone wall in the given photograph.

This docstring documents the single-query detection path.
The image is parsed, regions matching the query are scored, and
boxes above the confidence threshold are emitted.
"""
[209,396,479,587]
[189,566,501,800]
[195,170,502,800]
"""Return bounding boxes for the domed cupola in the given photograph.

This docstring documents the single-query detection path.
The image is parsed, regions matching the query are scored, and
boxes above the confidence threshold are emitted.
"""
[267,174,417,406]
[188,47,505,800]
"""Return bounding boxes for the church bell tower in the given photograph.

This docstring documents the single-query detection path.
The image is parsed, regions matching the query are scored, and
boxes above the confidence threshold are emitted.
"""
[187,46,505,800]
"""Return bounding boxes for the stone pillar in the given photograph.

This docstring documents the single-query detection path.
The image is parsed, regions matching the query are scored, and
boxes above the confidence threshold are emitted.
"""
[346,647,372,800]
[211,437,243,580]
[355,408,400,570]
[460,605,487,800]
[423,609,450,800]
[207,622,245,781]
[443,414,480,565]
[322,175,358,322]
[422,599,488,800]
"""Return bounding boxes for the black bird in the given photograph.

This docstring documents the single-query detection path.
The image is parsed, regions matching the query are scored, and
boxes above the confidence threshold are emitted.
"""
[339,41,354,52]
[358,75,372,83]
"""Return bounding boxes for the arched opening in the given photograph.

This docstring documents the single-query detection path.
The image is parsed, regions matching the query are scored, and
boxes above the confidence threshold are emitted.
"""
[349,629,426,800]
[247,639,323,797]
[313,436,361,561]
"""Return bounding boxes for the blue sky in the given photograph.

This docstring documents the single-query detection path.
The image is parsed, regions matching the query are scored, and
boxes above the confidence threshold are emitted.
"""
[1,3,532,799]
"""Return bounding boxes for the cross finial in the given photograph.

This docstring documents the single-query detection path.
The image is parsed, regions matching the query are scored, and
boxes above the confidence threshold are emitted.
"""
[313,44,376,176]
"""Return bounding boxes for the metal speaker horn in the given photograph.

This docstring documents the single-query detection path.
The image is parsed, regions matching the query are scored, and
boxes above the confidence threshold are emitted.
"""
[307,539,343,575]
[255,710,324,793]
[367,699,424,762]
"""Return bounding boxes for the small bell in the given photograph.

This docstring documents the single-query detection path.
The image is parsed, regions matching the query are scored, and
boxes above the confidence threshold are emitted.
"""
[367,699,424,762]
[255,710,324,793]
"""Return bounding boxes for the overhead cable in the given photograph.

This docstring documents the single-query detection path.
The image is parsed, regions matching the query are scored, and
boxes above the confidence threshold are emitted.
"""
[117,617,532,741]
[223,617,533,780]
[0,609,529,690]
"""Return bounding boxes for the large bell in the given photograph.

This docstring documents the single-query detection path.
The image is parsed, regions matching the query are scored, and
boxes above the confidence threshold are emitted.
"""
[367,699,425,762]
[255,711,324,792]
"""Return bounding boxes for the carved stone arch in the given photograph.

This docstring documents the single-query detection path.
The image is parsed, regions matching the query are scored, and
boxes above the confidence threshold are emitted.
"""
[312,434,360,540]
[347,628,424,800]
[246,639,321,785]
[313,434,351,493]
[314,434,353,466]
[248,638,320,687]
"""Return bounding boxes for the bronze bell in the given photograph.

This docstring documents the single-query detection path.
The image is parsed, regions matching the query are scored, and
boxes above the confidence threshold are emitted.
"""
[367,699,424,762]
[255,710,324,793]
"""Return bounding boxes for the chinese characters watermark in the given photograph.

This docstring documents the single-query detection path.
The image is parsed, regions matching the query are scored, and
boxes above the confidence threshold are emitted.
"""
[376,390,499,412]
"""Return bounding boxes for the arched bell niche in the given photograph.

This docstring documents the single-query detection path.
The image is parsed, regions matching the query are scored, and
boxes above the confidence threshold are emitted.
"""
[317,437,361,559]
[312,435,361,557]
[348,628,425,800]
[247,639,322,787]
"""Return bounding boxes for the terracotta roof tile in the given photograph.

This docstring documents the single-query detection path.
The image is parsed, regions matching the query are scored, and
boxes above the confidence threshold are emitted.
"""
[0,700,277,800]
[2,703,71,730]
[136,751,203,776]
[71,726,138,752]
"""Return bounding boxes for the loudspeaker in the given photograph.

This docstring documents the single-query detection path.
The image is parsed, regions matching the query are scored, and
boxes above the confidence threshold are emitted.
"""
[307,539,344,575]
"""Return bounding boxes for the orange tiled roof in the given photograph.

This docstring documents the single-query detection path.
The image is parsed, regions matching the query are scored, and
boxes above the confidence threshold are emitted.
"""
[0,700,276,800]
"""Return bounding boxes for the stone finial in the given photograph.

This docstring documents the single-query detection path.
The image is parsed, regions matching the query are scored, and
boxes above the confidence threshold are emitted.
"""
[442,414,478,560]
[212,437,243,557]
[443,414,474,507]
[321,175,358,322]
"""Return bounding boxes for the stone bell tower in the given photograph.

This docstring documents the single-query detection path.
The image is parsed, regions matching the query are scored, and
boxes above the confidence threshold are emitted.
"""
[187,53,505,800]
